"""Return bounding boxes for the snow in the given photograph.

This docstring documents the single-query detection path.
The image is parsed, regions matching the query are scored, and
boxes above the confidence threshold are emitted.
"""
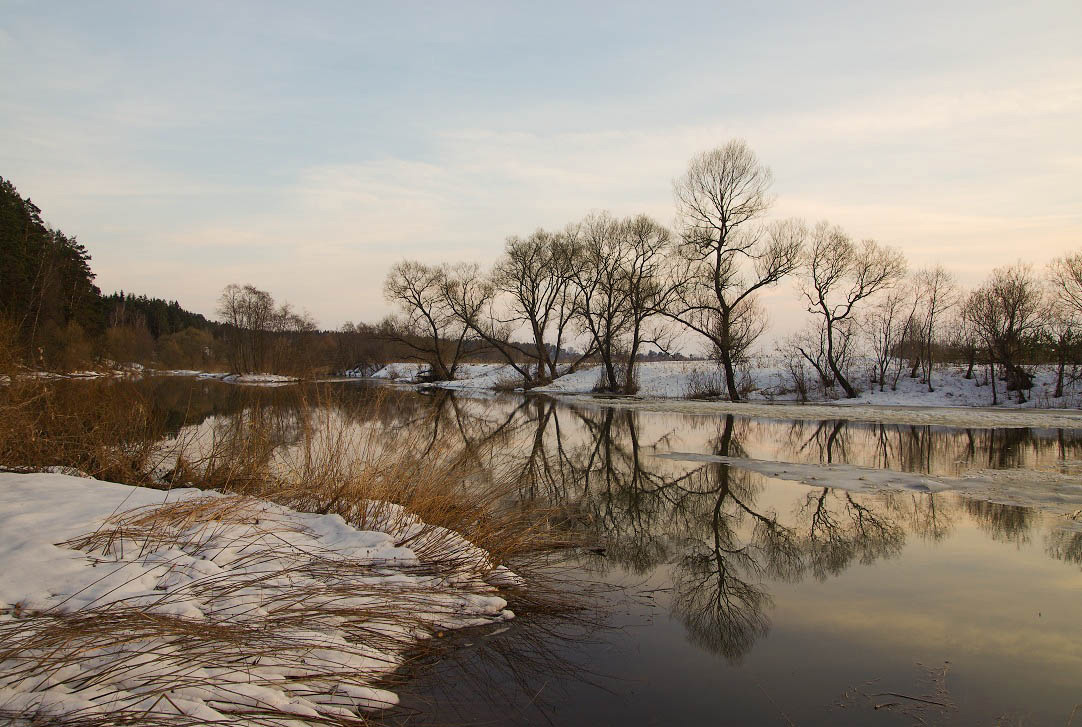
[221,373,300,385]
[0,473,519,723]
[361,361,1082,427]
[533,360,726,397]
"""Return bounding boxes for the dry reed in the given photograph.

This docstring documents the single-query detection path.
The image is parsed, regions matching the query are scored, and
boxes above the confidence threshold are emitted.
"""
[0,378,593,726]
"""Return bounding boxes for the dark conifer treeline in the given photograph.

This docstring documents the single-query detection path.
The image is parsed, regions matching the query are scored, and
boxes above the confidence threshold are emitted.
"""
[0,177,105,369]
[0,176,402,374]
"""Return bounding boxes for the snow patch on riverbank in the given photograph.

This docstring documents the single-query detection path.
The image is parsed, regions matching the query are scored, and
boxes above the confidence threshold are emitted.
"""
[0,472,518,723]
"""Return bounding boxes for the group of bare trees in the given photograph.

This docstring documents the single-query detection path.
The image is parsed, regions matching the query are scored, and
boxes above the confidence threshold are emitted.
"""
[216,284,317,373]
[382,138,1082,402]
[383,211,682,393]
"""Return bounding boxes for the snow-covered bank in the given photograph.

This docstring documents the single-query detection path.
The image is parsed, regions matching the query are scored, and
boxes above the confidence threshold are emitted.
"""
[2,367,302,386]
[195,372,300,385]
[361,361,1082,427]
[0,473,518,723]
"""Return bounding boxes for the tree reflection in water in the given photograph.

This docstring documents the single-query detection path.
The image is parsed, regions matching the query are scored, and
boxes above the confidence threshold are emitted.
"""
[120,380,1082,722]
[149,379,1082,678]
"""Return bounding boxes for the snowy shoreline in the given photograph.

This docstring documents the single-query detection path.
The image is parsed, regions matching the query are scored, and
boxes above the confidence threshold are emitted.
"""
[355,361,1082,429]
[0,472,519,723]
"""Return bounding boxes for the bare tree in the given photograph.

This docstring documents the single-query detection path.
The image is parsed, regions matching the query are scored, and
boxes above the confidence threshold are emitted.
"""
[1044,298,1077,398]
[913,265,959,392]
[863,283,918,392]
[964,264,1045,404]
[801,222,906,398]
[491,229,581,382]
[217,284,277,373]
[569,212,634,392]
[567,213,682,393]
[669,140,805,401]
[617,214,683,393]
[382,260,468,380]
[216,284,317,374]
[1045,252,1082,397]
[440,261,538,383]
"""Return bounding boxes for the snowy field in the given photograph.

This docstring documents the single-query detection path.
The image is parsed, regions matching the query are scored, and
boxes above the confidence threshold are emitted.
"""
[0,472,518,723]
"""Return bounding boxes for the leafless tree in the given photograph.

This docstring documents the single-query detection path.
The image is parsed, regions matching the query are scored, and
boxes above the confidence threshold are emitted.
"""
[568,212,634,392]
[913,265,960,392]
[800,222,906,398]
[669,140,805,401]
[382,260,468,380]
[1044,298,1077,398]
[216,284,317,373]
[863,282,918,392]
[217,284,275,373]
[951,301,980,379]
[616,214,683,393]
[1045,252,1082,397]
[964,264,1046,404]
[441,261,539,383]
[568,213,682,393]
[491,228,582,382]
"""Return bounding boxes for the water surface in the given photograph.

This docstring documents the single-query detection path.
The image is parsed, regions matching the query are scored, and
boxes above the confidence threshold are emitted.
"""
[123,377,1082,725]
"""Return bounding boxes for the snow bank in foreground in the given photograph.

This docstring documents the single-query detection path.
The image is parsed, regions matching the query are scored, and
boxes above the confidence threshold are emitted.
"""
[0,473,517,723]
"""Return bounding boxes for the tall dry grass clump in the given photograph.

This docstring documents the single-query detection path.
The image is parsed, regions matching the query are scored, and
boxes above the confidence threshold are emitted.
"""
[0,380,595,726]
[1,379,582,600]
[0,379,165,484]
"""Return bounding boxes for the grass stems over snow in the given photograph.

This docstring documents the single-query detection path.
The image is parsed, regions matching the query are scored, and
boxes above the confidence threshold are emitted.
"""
[1,493,516,724]
[0,381,592,725]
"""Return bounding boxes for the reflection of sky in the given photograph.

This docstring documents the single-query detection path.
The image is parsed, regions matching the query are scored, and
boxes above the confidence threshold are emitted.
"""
[2,2,1079,333]
[133,379,1082,723]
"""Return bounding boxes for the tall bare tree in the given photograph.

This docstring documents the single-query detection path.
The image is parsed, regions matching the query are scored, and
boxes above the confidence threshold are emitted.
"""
[964,264,1045,404]
[617,214,683,393]
[669,141,805,401]
[382,260,468,380]
[913,265,959,392]
[863,283,918,392]
[491,229,581,382]
[440,261,538,383]
[217,284,276,373]
[569,212,633,392]
[1046,252,1082,397]
[801,222,906,398]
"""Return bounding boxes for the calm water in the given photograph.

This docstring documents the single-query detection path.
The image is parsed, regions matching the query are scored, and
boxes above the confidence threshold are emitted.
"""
[129,377,1082,725]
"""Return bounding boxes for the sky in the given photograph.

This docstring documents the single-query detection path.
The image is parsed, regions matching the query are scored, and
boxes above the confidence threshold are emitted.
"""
[1,0,1080,342]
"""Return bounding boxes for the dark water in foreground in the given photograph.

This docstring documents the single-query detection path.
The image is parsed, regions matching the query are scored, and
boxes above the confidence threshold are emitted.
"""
[136,377,1082,725]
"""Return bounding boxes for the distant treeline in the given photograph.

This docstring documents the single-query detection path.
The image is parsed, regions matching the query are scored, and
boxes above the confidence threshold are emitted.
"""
[0,175,621,375]
[0,177,372,373]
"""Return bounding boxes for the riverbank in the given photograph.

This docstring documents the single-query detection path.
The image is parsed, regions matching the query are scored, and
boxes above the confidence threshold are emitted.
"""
[0,471,521,724]
[355,361,1082,426]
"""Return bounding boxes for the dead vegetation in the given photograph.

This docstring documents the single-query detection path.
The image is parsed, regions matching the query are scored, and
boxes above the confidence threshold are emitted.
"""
[0,378,592,726]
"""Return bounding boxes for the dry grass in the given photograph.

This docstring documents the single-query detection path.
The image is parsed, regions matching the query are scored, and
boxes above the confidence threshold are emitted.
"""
[0,379,165,485]
[1,495,514,725]
[0,379,591,725]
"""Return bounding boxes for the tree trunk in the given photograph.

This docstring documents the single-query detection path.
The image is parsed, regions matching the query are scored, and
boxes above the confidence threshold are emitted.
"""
[825,319,857,398]
[1055,353,1066,398]
[719,345,740,402]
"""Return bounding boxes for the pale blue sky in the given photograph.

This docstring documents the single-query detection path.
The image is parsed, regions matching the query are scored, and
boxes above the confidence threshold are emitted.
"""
[2,1,1079,334]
